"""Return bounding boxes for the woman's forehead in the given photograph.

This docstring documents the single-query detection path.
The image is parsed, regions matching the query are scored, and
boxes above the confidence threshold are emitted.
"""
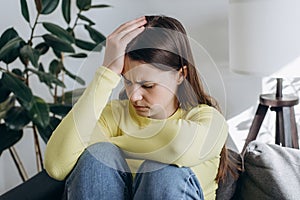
[123,61,176,83]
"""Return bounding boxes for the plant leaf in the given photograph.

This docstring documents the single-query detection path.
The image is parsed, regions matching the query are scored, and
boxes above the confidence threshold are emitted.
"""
[62,0,71,24]
[38,63,45,72]
[53,48,62,59]
[11,68,24,78]
[34,0,42,13]
[0,28,19,49]
[0,124,23,155]
[75,38,99,51]
[49,103,72,116]
[40,0,59,15]
[37,116,61,143]
[4,106,31,130]
[0,96,15,119]
[49,59,62,75]
[29,96,50,128]
[76,0,91,11]
[20,45,40,68]
[0,37,22,64]
[35,42,49,55]
[20,0,30,23]
[0,79,12,103]
[42,22,75,44]
[1,72,33,109]
[90,4,111,9]
[84,25,106,44]
[26,68,65,88]
[77,14,95,25]
[68,53,87,58]
[43,34,75,53]
[64,68,85,85]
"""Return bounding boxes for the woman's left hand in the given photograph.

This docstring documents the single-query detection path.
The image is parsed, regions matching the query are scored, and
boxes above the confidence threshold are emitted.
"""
[102,16,147,75]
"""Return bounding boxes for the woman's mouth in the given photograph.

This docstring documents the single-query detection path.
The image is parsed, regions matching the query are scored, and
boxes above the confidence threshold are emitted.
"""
[133,105,149,111]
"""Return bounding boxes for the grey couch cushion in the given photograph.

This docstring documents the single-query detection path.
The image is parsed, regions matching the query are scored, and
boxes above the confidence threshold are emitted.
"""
[238,141,300,200]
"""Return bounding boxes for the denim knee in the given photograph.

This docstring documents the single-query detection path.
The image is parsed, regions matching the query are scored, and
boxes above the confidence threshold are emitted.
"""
[67,142,125,180]
[86,142,122,160]
[133,161,204,200]
[84,142,130,172]
[136,160,187,185]
[65,142,133,200]
[136,160,170,173]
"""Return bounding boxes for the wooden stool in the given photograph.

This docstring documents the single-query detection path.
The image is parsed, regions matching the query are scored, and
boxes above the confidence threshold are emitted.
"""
[242,78,299,154]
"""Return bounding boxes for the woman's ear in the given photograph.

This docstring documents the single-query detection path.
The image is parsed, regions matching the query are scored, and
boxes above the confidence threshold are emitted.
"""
[177,66,187,85]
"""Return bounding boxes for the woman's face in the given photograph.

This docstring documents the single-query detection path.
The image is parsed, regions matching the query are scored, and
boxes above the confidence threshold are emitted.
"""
[123,57,182,119]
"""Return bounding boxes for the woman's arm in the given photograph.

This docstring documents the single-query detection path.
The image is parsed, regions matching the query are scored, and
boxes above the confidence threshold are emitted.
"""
[110,105,228,167]
[44,67,120,180]
[44,16,147,180]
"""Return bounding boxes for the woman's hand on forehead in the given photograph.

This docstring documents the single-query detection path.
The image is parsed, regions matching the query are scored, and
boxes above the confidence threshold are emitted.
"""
[102,16,147,75]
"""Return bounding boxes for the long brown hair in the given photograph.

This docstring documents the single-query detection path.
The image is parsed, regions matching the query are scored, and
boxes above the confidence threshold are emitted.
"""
[125,15,238,182]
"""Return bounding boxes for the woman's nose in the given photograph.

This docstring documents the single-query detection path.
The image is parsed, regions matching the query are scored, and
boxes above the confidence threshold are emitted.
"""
[129,87,143,102]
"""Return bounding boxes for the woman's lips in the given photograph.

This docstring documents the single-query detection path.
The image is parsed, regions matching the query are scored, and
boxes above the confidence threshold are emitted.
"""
[133,105,149,111]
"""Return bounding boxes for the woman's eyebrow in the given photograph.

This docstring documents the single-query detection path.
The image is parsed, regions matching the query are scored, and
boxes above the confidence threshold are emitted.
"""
[122,75,130,82]
[121,75,133,83]
[122,75,154,85]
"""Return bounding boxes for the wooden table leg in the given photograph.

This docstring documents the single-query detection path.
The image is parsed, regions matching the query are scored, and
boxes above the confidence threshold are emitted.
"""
[274,107,285,146]
[290,106,299,149]
[242,104,268,154]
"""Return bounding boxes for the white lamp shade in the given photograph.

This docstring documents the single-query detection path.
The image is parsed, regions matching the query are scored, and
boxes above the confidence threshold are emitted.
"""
[229,0,300,77]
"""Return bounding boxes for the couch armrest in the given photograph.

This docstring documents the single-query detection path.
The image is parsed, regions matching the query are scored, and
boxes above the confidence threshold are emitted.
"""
[237,141,300,200]
[0,170,65,200]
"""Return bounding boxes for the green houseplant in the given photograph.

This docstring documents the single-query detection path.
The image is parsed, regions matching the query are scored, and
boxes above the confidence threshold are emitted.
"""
[0,0,109,181]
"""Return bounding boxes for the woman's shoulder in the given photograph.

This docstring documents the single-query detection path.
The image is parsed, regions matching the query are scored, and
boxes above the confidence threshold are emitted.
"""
[182,104,225,121]
[185,104,220,114]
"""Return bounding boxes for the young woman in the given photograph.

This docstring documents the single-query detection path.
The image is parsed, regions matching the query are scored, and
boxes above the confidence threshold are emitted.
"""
[45,15,230,200]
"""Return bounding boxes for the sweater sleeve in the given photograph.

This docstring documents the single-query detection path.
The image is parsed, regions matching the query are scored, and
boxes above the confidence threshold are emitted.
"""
[110,105,228,167]
[174,106,228,166]
[44,66,121,180]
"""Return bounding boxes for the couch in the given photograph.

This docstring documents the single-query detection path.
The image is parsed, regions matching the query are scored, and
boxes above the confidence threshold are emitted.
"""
[1,141,300,200]
[217,141,300,200]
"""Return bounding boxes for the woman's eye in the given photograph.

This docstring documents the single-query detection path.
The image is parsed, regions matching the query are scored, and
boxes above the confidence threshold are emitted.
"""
[142,84,154,89]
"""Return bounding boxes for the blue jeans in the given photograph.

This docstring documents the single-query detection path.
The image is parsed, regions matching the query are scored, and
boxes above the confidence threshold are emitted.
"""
[65,142,204,200]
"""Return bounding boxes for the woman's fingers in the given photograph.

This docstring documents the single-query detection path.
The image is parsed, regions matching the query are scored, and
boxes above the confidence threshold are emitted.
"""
[121,25,145,44]
[102,16,147,74]
[113,16,146,35]
[111,16,147,39]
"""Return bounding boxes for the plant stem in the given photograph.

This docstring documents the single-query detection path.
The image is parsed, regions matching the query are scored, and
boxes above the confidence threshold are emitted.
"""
[9,147,28,182]
[61,71,65,104]
[32,35,43,38]
[33,126,44,171]
[71,11,82,31]
[0,66,7,72]
[28,12,40,45]
[1,68,26,81]
[24,13,40,85]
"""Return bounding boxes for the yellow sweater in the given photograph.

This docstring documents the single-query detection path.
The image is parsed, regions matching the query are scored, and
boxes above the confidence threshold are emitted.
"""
[44,66,228,200]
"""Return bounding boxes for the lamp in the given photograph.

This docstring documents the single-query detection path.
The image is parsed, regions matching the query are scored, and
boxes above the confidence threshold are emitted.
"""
[229,0,300,153]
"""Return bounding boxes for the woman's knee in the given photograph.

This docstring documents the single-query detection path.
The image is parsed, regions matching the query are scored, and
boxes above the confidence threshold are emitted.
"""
[67,142,129,183]
[80,142,128,171]
[134,161,203,199]
[73,142,119,167]
[87,142,121,155]
[65,142,133,199]
[137,161,184,182]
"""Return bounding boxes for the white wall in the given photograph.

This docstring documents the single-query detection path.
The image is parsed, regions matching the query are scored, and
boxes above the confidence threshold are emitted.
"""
[0,0,262,194]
